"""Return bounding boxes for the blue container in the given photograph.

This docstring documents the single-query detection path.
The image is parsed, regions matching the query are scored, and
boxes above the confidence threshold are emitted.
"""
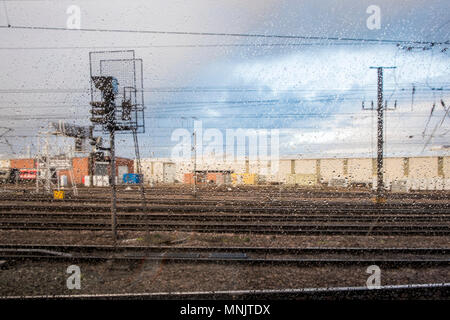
[123,173,142,184]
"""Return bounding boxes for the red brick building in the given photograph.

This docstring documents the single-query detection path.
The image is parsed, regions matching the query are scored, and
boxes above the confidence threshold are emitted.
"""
[10,158,36,169]
[9,157,134,185]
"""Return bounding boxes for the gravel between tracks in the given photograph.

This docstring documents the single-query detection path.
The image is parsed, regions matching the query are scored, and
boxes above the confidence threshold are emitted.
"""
[1,230,449,297]
[1,229,449,248]
[1,261,449,296]
[1,186,448,297]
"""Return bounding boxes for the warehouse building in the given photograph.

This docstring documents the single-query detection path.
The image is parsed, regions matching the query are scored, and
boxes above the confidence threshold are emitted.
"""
[2,155,449,190]
[0,159,10,169]
[138,156,450,191]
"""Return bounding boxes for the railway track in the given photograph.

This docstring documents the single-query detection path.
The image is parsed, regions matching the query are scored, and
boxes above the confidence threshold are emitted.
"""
[0,220,448,235]
[1,194,449,207]
[1,202,448,235]
[0,194,448,206]
[1,244,449,266]
[1,190,448,235]
[2,186,448,200]
[1,211,449,223]
[0,202,448,215]
[7,283,446,300]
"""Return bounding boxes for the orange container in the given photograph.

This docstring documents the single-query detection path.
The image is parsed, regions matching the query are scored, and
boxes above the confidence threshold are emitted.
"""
[184,173,194,184]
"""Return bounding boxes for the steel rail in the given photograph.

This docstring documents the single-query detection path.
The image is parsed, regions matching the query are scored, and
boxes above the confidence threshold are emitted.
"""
[3,283,447,300]
[0,196,448,207]
[0,220,448,235]
[0,189,449,201]
[1,254,448,266]
[1,212,449,222]
[0,204,448,215]
[2,243,450,254]
[1,244,449,266]
[1,194,449,203]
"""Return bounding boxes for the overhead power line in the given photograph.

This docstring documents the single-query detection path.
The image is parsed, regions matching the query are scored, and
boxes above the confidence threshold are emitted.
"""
[0,114,446,121]
[0,42,403,50]
[0,83,449,94]
[0,24,448,46]
[421,100,450,152]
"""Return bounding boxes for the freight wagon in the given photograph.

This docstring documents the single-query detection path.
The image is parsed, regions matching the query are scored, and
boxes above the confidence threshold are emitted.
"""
[19,169,38,180]
[0,168,20,183]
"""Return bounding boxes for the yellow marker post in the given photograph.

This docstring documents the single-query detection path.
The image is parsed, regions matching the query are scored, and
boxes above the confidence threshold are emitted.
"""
[372,196,386,204]
[53,190,65,200]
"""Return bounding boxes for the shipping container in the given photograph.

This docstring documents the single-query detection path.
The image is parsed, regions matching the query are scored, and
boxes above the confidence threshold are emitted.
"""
[184,173,194,184]
[123,173,142,184]
[231,173,258,185]
[0,168,19,183]
[19,169,37,180]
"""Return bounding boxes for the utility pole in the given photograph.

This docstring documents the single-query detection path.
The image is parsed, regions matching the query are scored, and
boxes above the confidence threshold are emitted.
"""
[363,66,396,203]
[44,138,50,193]
[109,125,117,245]
[193,130,197,198]
[89,127,95,188]
[132,128,147,211]
[106,81,118,246]
[90,76,118,245]
[375,66,385,202]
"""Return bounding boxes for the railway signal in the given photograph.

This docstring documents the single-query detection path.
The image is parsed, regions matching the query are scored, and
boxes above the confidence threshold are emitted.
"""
[89,76,118,126]
[88,50,146,245]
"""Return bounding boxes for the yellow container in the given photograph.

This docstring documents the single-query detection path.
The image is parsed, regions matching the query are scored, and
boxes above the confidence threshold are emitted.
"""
[53,190,65,200]
[243,173,257,185]
[231,173,238,185]
[231,173,243,185]
[230,173,258,185]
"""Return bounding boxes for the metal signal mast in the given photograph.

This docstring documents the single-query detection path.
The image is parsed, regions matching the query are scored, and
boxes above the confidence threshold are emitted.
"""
[363,66,397,203]
[89,50,146,244]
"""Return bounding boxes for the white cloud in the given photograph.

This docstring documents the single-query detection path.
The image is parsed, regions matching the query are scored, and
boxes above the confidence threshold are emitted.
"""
[227,47,449,157]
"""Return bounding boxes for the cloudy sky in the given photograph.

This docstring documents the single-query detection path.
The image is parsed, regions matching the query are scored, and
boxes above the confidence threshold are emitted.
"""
[0,0,449,160]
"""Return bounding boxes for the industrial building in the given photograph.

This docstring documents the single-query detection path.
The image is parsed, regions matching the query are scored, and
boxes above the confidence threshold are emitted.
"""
[137,156,450,191]
[2,155,449,191]
[1,157,134,185]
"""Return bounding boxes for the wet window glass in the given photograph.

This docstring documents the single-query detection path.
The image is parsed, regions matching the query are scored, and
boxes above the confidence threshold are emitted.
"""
[0,0,448,309]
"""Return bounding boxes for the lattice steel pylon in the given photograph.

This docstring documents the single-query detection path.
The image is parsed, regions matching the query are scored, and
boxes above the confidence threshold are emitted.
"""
[35,123,80,196]
[0,127,15,155]
[89,50,146,244]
